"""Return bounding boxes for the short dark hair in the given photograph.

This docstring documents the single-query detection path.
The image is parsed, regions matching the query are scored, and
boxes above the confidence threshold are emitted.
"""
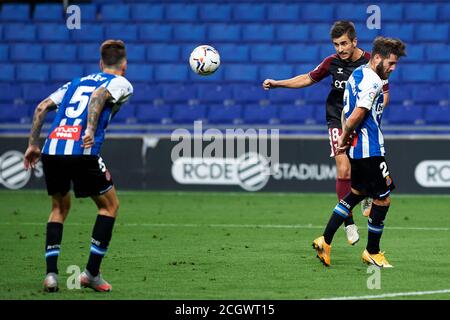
[330,21,356,41]
[371,37,407,59]
[100,40,126,68]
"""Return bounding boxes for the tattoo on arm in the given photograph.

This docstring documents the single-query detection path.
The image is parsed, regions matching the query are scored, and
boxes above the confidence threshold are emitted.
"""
[29,98,57,146]
[86,87,111,132]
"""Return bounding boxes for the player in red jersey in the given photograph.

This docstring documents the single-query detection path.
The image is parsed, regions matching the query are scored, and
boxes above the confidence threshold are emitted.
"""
[263,21,389,245]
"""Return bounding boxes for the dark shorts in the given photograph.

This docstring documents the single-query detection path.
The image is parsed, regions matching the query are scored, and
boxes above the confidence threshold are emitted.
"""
[41,154,114,198]
[350,156,395,200]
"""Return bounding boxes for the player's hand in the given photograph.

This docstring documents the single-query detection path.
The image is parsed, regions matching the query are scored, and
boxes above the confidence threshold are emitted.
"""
[82,128,95,149]
[262,79,277,90]
[24,145,41,170]
[336,134,350,155]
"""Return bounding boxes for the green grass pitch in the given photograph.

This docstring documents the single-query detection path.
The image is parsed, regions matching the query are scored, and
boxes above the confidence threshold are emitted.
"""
[0,190,449,300]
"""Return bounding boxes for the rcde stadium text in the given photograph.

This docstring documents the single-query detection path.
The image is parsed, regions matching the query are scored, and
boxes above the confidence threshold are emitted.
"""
[175,304,275,317]
[181,163,336,180]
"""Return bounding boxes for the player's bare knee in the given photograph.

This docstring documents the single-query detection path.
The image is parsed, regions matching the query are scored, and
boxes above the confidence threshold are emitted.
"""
[50,193,71,221]
[114,199,120,213]
[49,207,70,222]
[98,200,119,217]
[110,200,119,217]
[99,207,117,218]
[337,169,351,180]
[107,196,119,216]
[51,204,70,216]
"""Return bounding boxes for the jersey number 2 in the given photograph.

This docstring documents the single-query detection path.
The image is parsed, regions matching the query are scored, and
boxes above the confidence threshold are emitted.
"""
[379,162,390,178]
[65,86,96,118]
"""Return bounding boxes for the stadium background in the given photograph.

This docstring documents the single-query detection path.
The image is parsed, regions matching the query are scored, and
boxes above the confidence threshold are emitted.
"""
[0,0,449,194]
[1,0,450,302]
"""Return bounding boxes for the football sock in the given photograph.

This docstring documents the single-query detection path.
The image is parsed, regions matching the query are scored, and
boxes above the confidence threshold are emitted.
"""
[45,222,63,274]
[324,192,365,244]
[336,178,355,227]
[86,215,115,277]
[367,204,389,254]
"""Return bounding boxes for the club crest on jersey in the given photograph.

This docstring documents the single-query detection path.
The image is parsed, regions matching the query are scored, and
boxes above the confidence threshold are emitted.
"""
[105,170,112,181]
[386,176,392,186]
[49,125,82,140]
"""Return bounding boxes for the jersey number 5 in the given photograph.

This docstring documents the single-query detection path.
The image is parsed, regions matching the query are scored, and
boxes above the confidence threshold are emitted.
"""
[65,86,96,118]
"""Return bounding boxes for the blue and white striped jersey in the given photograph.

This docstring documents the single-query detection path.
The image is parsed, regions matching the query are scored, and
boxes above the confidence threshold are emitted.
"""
[343,64,385,159]
[42,73,133,156]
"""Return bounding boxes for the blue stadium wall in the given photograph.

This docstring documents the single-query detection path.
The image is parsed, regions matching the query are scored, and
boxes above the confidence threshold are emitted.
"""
[1,1,449,194]
[0,0,449,129]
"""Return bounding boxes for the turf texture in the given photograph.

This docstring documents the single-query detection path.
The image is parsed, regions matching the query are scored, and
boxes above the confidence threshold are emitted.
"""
[0,190,449,300]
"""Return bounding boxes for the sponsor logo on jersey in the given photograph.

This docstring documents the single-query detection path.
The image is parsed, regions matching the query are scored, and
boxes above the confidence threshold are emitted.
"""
[49,125,82,140]
[334,80,347,89]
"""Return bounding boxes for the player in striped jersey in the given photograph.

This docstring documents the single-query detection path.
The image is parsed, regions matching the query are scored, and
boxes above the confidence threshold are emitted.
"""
[24,40,133,292]
[313,37,406,268]
[263,21,390,246]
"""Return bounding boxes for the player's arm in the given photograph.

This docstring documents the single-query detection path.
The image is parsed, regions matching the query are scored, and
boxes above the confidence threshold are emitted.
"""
[337,107,368,154]
[263,56,332,90]
[382,79,390,107]
[262,73,314,90]
[24,98,57,169]
[342,107,368,142]
[82,87,112,149]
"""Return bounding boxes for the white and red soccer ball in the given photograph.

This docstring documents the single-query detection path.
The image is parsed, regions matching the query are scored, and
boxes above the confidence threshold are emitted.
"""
[189,45,220,76]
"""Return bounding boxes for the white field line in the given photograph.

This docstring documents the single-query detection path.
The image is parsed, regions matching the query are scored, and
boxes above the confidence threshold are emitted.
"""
[0,222,449,231]
[320,289,450,300]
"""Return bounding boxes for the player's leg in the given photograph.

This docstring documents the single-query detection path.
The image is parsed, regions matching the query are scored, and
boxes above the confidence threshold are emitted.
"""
[367,196,390,253]
[45,192,71,269]
[41,155,71,292]
[80,187,119,292]
[73,156,117,291]
[332,128,359,244]
[362,196,393,268]
[323,187,365,245]
[313,187,366,266]
[361,157,395,268]
[43,193,71,292]
[87,186,119,274]
[335,153,355,228]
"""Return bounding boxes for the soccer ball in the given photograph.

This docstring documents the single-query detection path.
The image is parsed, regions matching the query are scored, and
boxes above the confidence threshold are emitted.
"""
[189,45,220,76]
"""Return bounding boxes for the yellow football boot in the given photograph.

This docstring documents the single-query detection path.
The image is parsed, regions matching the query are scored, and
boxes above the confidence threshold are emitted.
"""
[312,236,331,267]
[362,249,393,268]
